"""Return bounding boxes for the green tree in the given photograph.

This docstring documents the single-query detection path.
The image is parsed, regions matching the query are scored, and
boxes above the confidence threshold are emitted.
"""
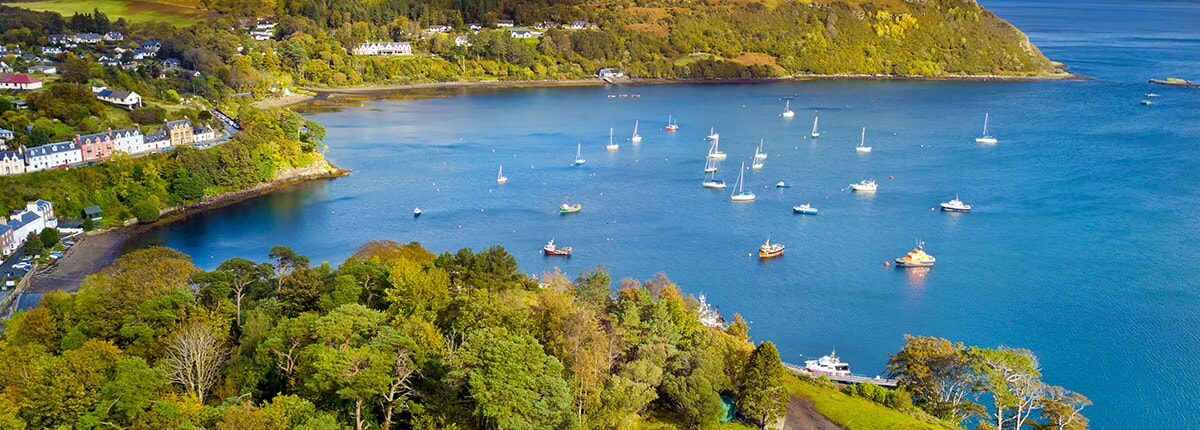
[738,341,788,429]
[970,346,1046,430]
[456,327,575,430]
[886,335,981,424]
[23,231,43,256]
[1034,386,1091,430]
[38,227,58,249]
[133,200,160,223]
[82,217,95,231]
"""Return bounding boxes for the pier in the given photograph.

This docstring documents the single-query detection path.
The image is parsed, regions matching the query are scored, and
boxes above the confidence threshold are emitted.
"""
[783,362,899,389]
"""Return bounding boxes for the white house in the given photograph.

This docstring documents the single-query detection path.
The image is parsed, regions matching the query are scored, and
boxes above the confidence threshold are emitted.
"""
[28,65,56,75]
[568,21,588,29]
[468,23,483,32]
[104,31,124,41]
[0,62,11,74]
[353,42,412,56]
[0,128,13,142]
[24,141,82,172]
[0,74,42,91]
[192,126,215,143]
[427,25,452,33]
[94,87,142,109]
[596,68,624,78]
[49,34,70,44]
[4,200,55,254]
[111,127,147,155]
[496,20,514,27]
[140,41,161,52]
[454,35,471,47]
[256,21,277,30]
[74,33,102,43]
[144,131,170,151]
[0,150,25,176]
[250,30,274,41]
[41,46,62,55]
[509,29,536,38]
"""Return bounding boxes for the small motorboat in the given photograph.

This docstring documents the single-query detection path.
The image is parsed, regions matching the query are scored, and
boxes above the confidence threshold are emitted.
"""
[542,239,571,256]
[793,203,818,215]
[758,237,784,259]
[413,207,422,217]
[775,181,791,188]
[849,180,877,192]
[895,242,936,267]
[940,195,971,213]
[1140,100,1152,106]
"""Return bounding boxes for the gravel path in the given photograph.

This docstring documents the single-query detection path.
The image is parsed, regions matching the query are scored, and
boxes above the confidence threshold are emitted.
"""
[27,230,131,294]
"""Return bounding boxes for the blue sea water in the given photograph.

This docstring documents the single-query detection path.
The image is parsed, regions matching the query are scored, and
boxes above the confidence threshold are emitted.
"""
[123,0,1200,426]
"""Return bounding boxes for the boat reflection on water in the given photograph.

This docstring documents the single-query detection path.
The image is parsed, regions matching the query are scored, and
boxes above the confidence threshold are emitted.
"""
[904,266,931,288]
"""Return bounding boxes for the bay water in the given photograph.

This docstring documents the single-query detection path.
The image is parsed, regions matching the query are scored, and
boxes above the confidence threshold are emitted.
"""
[125,0,1200,426]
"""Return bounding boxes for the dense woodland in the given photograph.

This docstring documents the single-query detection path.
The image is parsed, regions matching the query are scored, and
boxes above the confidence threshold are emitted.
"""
[0,241,1092,429]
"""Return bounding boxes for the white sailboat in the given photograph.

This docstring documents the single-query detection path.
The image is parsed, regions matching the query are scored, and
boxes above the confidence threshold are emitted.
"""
[855,127,872,153]
[703,156,718,173]
[811,116,820,138]
[706,127,720,141]
[496,165,507,184]
[706,138,727,160]
[666,115,679,131]
[755,139,768,160]
[606,128,619,151]
[781,99,795,118]
[630,120,642,143]
[702,166,726,188]
[731,162,755,202]
[751,144,765,170]
[975,113,997,144]
[573,143,586,166]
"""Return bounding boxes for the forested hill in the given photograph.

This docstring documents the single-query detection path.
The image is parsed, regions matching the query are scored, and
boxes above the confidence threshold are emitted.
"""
[196,0,1060,81]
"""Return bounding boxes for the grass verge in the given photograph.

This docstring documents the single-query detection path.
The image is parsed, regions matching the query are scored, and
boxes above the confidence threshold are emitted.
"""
[4,0,213,26]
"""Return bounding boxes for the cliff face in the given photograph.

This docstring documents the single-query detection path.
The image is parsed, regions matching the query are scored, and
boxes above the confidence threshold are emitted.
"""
[615,0,1059,77]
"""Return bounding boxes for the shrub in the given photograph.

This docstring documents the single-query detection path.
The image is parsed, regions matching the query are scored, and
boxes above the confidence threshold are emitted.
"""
[133,200,160,223]
[130,106,166,125]
[82,217,94,231]
[39,227,59,248]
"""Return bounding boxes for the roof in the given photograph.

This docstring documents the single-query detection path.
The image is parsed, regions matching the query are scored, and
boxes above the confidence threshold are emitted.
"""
[112,127,142,138]
[25,141,79,157]
[166,119,192,129]
[145,131,168,142]
[0,150,23,161]
[78,131,110,142]
[83,205,102,216]
[0,74,41,84]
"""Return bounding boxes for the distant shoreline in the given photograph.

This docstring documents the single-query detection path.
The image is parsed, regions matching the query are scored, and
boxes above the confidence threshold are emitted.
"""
[261,72,1081,108]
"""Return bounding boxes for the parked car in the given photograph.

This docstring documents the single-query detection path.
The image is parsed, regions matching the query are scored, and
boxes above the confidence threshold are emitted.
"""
[13,262,30,270]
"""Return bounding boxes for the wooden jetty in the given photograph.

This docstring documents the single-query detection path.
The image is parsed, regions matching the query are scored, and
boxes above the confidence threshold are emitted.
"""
[783,362,899,389]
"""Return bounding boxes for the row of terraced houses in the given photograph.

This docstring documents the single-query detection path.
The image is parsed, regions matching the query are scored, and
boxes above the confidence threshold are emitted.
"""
[0,119,215,176]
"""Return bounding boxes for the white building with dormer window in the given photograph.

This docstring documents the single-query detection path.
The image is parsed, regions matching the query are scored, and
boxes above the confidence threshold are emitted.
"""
[24,141,82,171]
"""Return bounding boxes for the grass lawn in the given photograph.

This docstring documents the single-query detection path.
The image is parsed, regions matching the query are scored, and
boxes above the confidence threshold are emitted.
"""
[786,375,957,430]
[4,0,215,27]
[674,52,720,67]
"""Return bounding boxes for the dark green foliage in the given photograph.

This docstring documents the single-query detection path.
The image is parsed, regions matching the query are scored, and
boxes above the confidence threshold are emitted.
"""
[130,106,168,125]
[82,217,94,231]
[738,341,788,428]
[23,231,43,256]
[37,227,58,249]
[132,200,160,223]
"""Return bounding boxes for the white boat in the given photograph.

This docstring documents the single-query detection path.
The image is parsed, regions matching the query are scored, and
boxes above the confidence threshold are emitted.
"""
[811,116,820,138]
[855,127,872,153]
[666,115,679,132]
[703,156,718,174]
[606,128,619,151]
[706,139,726,160]
[630,120,642,143]
[849,179,877,192]
[730,162,755,202]
[413,207,422,217]
[940,195,971,212]
[805,350,851,377]
[496,165,507,184]
[751,143,765,170]
[702,172,726,189]
[781,99,795,118]
[755,139,767,160]
[975,113,997,144]
[706,127,720,141]
[573,143,586,166]
[793,203,818,215]
[696,294,727,328]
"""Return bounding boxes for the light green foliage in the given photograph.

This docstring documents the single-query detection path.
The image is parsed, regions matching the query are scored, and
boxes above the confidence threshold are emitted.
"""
[456,327,576,430]
[887,335,982,424]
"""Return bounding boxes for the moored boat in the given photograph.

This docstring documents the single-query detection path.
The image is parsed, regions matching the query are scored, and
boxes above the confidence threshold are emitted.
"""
[630,120,642,143]
[775,181,790,188]
[849,180,877,192]
[606,128,619,150]
[666,115,679,132]
[560,197,582,214]
[855,127,872,153]
[781,99,795,118]
[940,195,971,212]
[758,237,784,258]
[706,127,720,141]
[805,351,851,377]
[975,113,998,144]
[793,203,818,215]
[496,165,507,184]
[730,162,755,202]
[573,143,586,166]
[895,241,935,267]
[542,239,571,256]
[413,207,422,217]
[811,116,820,138]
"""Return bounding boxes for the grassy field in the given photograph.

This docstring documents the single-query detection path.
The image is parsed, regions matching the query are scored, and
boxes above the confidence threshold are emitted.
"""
[786,375,957,430]
[3,0,215,27]
[674,52,720,67]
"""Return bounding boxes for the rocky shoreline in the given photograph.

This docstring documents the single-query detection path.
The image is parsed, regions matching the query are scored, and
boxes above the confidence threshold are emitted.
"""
[26,161,349,295]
